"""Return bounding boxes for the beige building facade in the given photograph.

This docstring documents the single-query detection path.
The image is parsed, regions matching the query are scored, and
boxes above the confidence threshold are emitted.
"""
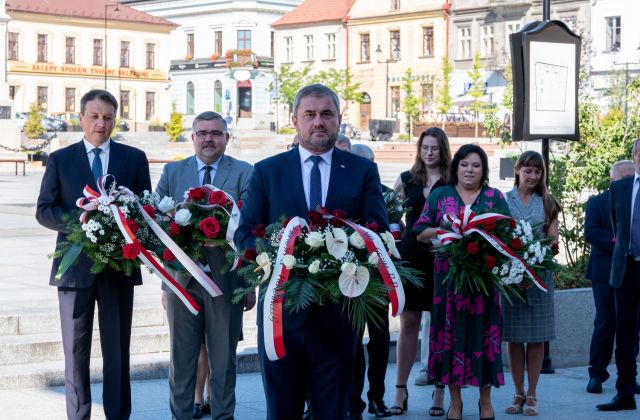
[6,1,175,130]
[347,0,447,132]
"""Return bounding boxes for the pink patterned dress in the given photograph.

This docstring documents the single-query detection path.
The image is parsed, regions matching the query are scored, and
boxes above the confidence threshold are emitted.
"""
[413,185,510,387]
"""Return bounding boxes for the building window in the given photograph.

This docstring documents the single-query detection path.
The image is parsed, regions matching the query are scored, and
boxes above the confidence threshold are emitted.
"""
[237,30,251,50]
[458,26,471,59]
[93,39,103,66]
[120,91,130,119]
[326,33,336,59]
[606,16,621,51]
[505,22,521,38]
[120,41,130,67]
[305,35,314,60]
[37,34,47,62]
[481,25,494,57]
[186,82,195,114]
[8,32,18,61]
[390,0,400,11]
[9,86,17,100]
[390,30,400,61]
[186,33,194,58]
[37,86,48,111]
[65,37,76,64]
[215,31,222,55]
[421,83,433,112]
[422,27,434,57]
[360,33,370,62]
[146,43,155,69]
[285,36,293,62]
[145,92,155,120]
[391,86,400,118]
[65,88,76,112]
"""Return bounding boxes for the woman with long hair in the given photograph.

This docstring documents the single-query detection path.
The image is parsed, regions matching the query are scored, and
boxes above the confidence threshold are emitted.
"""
[390,127,451,416]
[414,144,510,420]
[502,151,560,417]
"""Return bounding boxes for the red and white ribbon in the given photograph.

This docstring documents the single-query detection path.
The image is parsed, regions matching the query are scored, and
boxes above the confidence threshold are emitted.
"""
[202,185,242,271]
[263,216,307,361]
[435,206,547,292]
[76,175,201,314]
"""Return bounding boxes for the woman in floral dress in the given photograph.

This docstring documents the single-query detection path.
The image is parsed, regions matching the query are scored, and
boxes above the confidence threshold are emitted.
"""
[414,144,510,420]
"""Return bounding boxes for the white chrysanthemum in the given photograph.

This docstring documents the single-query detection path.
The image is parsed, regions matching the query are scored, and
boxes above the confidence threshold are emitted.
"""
[308,259,321,274]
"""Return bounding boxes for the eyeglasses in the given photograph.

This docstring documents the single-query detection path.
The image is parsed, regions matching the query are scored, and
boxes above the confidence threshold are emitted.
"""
[195,130,226,138]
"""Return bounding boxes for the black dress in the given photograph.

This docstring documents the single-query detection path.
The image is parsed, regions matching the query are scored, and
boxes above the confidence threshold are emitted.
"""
[399,171,444,312]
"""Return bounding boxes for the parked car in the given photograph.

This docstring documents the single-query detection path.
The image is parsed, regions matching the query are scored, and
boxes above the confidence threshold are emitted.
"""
[15,112,27,131]
[44,116,67,132]
[51,111,80,125]
[119,120,129,132]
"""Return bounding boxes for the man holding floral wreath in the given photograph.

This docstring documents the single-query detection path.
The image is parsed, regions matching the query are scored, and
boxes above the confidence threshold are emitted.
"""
[235,84,388,419]
[156,111,254,419]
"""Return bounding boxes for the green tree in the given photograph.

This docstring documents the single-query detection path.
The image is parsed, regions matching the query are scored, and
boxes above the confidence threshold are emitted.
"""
[24,103,45,139]
[165,102,184,142]
[273,64,312,118]
[310,67,364,106]
[502,61,513,109]
[436,56,453,130]
[400,68,422,139]
[467,52,487,137]
[483,110,501,140]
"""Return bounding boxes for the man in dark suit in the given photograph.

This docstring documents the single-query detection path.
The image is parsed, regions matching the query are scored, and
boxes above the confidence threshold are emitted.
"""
[234,84,388,420]
[36,89,151,419]
[156,111,254,420]
[597,138,640,411]
[585,160,637,394]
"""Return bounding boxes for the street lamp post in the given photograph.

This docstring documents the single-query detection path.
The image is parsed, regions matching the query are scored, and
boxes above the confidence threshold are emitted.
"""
[376,44,400,119]
[104,2,120,89]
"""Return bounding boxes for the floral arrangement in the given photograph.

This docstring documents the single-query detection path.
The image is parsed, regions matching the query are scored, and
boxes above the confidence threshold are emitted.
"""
[52,179,161,278]
[383,190,408,224]
[235,209,422,332]
[434,206,557,301]
[146,185,240,274]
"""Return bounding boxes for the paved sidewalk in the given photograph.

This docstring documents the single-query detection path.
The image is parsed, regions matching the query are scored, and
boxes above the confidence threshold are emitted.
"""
[0,362,637,419]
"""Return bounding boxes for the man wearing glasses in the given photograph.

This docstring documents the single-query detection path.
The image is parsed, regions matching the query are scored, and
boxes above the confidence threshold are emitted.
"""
[156,111,254,419]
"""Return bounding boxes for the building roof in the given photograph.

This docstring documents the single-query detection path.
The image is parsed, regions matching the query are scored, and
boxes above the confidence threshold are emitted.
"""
[6,0,176,27]
[272,0,356,27]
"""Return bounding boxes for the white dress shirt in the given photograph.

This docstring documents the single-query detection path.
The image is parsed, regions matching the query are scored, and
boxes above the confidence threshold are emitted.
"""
[83,139,110,176]
[196,155,222,186]
[298,145,333,209]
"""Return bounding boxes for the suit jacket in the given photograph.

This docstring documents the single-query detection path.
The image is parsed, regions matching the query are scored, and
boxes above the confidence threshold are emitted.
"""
[585,190,615,283]
[36,139,151,287]
[234,146,388,329]
[609,175,635,288]
[155,154,253,295]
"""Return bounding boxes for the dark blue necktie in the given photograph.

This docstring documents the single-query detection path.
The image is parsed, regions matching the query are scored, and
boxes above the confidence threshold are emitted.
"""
[202,165,212,186]
[630,178,640,256]
[309,155,322,211]
[91,148,103,183]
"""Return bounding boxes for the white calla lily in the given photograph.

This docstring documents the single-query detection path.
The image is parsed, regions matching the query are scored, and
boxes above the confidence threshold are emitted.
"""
[254,252,272,281]
[368,252,379,265]
[282,254,297,269]
[382,231,401,258]
[304,231,325,248]
[326,228,348,259]
[339,264,370,298]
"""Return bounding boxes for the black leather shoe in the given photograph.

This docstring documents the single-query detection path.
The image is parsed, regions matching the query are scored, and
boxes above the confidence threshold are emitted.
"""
[302,406,313,420]
[192,403,204,419]
[368,399,392,418]
[348,412,364,420]
[202,400,211,414]
[596,395,637,411]
[587,378,603,393]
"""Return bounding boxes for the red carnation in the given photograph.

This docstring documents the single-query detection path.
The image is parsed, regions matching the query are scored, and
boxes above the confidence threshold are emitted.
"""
[187,187,207,201]
[162,248,175,262]
[169,221,181,237]
[509,219,517,228]
[243,248,258,261]
[511,238,523,250]
[318,207,330,215]
[237,199,244,209]
[208,190,229,206]
[391,230,402,240]
[366,221,380,232]
[122,242,142,260]
[142,204,156,219]
[199,217,221,238]
[251,224,266,238]
[484,255,497,269]
[308,211,327,228]
[466,242,480,255]
[332,209,348,219]
[551,242,560,255]
[126,219,139,234]
[483,221,497,232]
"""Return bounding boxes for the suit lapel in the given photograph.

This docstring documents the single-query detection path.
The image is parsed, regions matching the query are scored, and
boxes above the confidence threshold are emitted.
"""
[74,140,95,187]
[212,155,231,189]
[106,140,121,182]
[325,148,348,211]
[184,156,200,191]
[622,177,634,228]
[285,148,308,212]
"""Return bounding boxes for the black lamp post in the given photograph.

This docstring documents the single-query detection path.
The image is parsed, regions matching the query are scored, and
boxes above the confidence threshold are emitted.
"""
[376,44,400,119]
[104,2,120,89]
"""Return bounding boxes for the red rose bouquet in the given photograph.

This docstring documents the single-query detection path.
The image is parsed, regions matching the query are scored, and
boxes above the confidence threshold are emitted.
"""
[434,206,557,301]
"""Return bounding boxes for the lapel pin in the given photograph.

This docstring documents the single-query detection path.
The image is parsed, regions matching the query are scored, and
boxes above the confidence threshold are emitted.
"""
[340,164,346,168]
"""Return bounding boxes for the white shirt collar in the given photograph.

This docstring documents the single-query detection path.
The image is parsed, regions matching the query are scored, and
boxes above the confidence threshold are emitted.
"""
[83,138,110,154]
[195,155,222,171]
[298,145,333,165]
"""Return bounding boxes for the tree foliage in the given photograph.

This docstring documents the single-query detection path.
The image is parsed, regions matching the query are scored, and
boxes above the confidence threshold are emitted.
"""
[467,52,487,137]
[400,68,422,139]
[436,56,453,129]
[165,101,184,142]
[24,103,45,139]
[274,64,313,114]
